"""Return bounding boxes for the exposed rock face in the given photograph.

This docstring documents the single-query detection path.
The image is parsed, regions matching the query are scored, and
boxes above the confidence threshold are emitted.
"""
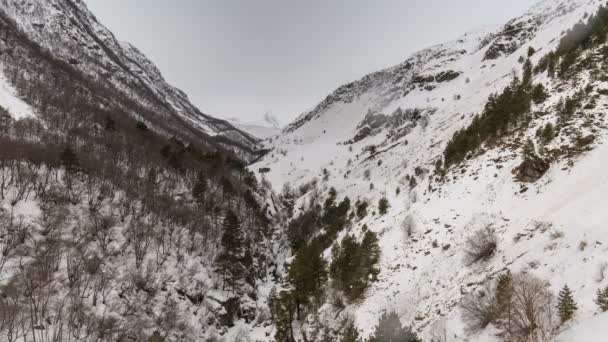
[514,156,550,182]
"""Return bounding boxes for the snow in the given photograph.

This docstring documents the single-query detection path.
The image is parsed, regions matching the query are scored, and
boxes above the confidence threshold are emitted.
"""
[0,66,34,119]
[555,313,608,341]
[251,0,608,340]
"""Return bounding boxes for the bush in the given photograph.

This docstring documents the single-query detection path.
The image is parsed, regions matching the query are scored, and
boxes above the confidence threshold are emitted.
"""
[461,272,557,341]
[368,311,421,342]
[464,226,497,265]
[378,197,389,215]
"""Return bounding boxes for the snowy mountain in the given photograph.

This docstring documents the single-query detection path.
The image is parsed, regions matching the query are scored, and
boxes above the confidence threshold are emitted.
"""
[227,112,283,139]
[252,0,608,340]
[0,0,262,160]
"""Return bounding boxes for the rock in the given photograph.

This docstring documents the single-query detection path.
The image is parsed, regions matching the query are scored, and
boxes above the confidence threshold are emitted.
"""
[514,156,550,183]
[577,134,595,147]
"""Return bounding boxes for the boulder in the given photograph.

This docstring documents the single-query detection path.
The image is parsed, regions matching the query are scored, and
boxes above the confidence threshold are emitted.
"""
[514,156,550,182]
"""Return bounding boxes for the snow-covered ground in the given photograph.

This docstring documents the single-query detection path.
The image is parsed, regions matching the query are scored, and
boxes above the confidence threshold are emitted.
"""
[0,65,33,119]
[251,0,608,340]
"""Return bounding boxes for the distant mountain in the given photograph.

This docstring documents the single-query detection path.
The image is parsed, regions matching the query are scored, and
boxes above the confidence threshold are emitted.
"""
[0,0,262,161]
[227,112,283,139]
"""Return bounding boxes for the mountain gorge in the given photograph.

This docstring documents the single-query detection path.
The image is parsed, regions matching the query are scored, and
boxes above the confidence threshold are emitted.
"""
[2,0,608,341]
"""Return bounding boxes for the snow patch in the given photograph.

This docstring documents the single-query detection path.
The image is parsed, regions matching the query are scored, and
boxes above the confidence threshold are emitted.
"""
[0,66,34,119]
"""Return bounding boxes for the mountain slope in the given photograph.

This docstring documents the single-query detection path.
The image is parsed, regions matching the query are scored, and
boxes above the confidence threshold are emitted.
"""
[252,0,608,340]
[0,0,262,160]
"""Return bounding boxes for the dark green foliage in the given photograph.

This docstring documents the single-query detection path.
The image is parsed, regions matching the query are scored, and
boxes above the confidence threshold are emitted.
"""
[287,208,320,250]
[537,123,555,144]
[330,232,380,300]
[531,83,548,104]
[595,287,608,311]
[341,321,362,342]
[522,138,536,158]
[192,171,207,207]
[356,200,368,219]
[443,75,534,167]
[557,285,577,323]
[378,197,389,215]
[216,211,244,291]
[288,239,328,306]
[272,291,296,342]
[323,193,351,236]
[368,311,421,342]
[527,46,536,57]
[60,145,80,174]
[553,5,608,77]
[136,121,148,131]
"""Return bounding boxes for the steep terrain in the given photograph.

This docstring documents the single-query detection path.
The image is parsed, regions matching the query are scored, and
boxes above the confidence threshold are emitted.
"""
[0,0,262,160]
[253,0,608,340]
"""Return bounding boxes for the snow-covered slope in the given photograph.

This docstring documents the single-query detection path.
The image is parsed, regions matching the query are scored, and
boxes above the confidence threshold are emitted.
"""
[227,113,283,139]
[0,65,33,119]
[252,0,608,340]
[0,0,260,159]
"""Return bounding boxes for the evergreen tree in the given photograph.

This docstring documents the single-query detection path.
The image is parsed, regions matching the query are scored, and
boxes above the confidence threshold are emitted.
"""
[522,59,533,87]
[216,210,244,291]
[557,285,578,323]
[192,171,207,207]
[540,123,554,144]
[522,138,536,158]
[288,240,328,317]
[368,311,421,342]
[531,83,548,104]
[356,200,368,219]
[361,231,381,281]
[378,197,389,215]
[341,321,362,342]
[60,145,80,174]
[595,287,608,312]
[273,291,296,342]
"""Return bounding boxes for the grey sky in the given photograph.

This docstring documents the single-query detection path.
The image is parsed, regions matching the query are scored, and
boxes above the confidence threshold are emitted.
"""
[84,0,537,124]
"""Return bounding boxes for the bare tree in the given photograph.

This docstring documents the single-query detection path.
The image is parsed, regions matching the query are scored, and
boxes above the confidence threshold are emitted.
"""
[464,225,498,265]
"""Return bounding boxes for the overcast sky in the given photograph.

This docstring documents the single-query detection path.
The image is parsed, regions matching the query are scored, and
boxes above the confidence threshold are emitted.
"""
[84,0,537,125]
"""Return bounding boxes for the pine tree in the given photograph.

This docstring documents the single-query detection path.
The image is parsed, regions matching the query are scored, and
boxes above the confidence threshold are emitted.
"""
[368,312,421,342]
[288,240,327,317]
[361,231,381,281]
[378,197,389,215]
[273,291,296,342]
[595,287,608,312]
[216,210,244,291]
[60,145,80,174]
[522,138,536,158]
[557,285,577,323]
[341,321,362,342]
[192,171,207,207]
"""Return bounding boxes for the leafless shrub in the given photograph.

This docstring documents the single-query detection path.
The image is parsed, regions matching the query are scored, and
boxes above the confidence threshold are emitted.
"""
[549,230,564,240]
[464,226,498,265]
[402,215,416,238]
[460,281,499,331]
[597,262,608,283]
[461,272,556,342]
[579,240,588,251]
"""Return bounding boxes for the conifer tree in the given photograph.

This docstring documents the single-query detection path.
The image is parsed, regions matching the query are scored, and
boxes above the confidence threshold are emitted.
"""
[361,231,381,281]
[60,145,80,174]
[288,240,327,317]
[557,285,577,323]
[378,197,389,215]
[192,171,207,207]
[595,287,608,312]
[216,210,244,291]
[368,312,421,342]
[341,321,362,342]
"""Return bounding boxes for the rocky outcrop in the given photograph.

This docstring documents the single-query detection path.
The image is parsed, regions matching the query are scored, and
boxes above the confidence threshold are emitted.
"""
[514,156,550,182]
